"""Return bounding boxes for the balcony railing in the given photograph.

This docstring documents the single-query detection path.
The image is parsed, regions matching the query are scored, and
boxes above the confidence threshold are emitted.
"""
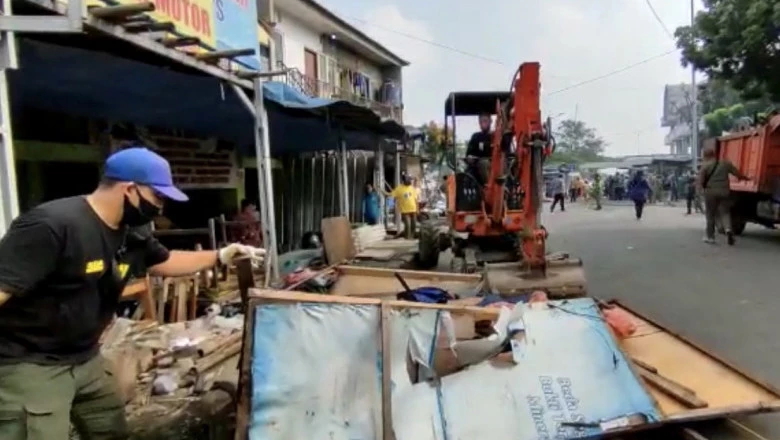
[281,66,403,124]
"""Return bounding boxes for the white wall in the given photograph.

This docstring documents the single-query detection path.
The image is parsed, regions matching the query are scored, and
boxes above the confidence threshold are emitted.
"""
[276,10,322,72]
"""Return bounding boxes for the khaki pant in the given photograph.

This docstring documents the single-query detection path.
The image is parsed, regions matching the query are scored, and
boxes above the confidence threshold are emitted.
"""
[401,213,417,239]
[0,355,128,440]
[705,194,731,239]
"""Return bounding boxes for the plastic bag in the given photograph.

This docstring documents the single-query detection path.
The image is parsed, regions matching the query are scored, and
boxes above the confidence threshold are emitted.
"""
[603,308,637,339]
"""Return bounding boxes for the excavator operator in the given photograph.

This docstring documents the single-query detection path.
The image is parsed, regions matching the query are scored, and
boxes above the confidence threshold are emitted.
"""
[465,113,493,185]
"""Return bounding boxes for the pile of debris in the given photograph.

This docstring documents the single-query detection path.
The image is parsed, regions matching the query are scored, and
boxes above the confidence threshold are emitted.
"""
[101,307,244,409]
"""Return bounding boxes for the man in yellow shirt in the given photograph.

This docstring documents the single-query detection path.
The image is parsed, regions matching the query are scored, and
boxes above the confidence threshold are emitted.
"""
[391,175,419,239]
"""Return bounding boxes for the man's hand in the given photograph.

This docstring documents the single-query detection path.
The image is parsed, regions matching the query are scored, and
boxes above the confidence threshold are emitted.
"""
[218,243,266,266]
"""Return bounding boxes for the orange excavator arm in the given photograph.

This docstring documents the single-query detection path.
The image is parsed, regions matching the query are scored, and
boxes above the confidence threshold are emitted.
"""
[513,62,550,272]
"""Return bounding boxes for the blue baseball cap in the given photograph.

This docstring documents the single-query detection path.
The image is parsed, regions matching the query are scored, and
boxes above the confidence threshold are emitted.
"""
[104,147,189,202]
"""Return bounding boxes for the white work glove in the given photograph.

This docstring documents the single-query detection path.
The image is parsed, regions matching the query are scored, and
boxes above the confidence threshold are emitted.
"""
[218,243,266,266]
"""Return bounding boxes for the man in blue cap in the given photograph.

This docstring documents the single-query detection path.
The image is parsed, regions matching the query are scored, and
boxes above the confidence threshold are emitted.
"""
[0,147,262,439]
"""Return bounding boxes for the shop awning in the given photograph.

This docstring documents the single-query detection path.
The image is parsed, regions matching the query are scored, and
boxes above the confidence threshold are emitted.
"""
[9,38,405,155]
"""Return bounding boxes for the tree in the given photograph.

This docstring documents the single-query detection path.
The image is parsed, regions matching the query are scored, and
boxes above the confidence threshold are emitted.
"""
[675,0,780,101]
[696,79,774,137]
[552,119,607,162]
[419,121,453,161]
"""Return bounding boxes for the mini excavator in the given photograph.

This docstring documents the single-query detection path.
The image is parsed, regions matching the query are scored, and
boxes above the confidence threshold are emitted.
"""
[417,62,585,294]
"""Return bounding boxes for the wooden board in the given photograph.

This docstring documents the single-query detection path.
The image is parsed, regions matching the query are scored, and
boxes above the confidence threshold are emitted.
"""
[330,265,482,299]
[321,216,356,264]
[613,301,780,421]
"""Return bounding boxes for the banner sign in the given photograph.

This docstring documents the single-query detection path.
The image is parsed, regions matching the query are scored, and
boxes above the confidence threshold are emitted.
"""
[214,0,261,69]
[88,0,261,70]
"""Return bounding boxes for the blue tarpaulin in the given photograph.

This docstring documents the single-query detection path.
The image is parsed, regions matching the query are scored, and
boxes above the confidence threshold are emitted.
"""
[9,38,405,155]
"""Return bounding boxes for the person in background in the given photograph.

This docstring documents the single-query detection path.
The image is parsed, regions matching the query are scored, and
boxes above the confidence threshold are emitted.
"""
[591,174,603,210]
[698,146,750,245]
[569,177,579,203]
[465,113,494,185]
[684,171,703,215]
[362,183,380,225]
[0,147,262,440]
[389,175,419,239]
[627,170,652,220]
[233,199,262,247]
[550,174,566,212]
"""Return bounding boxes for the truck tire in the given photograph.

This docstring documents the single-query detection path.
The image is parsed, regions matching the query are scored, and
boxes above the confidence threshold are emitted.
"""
[417,220,441,269]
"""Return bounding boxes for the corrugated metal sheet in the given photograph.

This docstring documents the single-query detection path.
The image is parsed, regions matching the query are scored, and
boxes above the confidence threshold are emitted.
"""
[273,152,377,252]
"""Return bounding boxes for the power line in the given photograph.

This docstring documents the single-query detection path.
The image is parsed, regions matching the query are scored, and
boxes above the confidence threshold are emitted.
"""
[344,15,507,67]
[545,49,678,96]
[342,14,678,96]
[644,0,675,40]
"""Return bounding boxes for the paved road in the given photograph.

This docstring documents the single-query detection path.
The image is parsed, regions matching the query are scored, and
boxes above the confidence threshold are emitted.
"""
[543,201,780,439]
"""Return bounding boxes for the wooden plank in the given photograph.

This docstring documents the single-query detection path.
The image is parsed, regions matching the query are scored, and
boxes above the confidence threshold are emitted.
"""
[248,289,501,321]
[636,367,708,409]
[613,300,780,421]
[337,265,481,282]
[321,217,357,264]
[380,302,393,440]
[614,300,780,398]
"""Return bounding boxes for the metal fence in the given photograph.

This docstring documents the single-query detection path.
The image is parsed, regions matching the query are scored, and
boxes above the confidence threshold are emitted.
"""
[272,151,376,252]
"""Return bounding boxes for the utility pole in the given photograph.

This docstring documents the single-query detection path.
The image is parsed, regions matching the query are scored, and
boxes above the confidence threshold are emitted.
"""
[690,0,699,170]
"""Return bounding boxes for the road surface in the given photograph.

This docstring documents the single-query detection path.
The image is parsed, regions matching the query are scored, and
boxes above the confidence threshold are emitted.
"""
[544,200,780,439]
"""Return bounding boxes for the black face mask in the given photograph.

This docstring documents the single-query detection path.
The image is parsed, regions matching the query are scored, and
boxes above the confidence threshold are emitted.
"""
[121,189,161,227]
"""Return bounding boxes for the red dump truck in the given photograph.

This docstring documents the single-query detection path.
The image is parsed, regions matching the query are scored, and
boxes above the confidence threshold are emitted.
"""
[714,114,780,234]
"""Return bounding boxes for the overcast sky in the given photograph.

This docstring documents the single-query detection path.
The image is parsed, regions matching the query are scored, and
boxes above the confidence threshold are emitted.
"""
[319,0,701,157]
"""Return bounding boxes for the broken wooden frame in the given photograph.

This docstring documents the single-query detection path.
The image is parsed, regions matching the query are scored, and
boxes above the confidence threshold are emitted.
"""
[235,290,780,439]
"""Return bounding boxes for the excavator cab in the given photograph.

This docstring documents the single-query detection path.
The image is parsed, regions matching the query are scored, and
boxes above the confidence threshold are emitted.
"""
[442,91,516,215]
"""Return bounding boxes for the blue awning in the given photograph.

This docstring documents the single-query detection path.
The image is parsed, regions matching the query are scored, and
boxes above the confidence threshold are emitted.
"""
[9,38,405,155]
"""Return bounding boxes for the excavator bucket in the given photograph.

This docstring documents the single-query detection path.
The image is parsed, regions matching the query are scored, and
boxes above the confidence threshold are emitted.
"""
[482,253,587,298]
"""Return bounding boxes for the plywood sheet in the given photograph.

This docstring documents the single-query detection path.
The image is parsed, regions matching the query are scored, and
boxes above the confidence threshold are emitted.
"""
[321,216,356,264]
[616,304,780,418]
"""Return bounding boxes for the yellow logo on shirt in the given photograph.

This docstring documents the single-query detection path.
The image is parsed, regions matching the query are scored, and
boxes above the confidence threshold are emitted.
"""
[85,260,105,274]
[118,264,129,279]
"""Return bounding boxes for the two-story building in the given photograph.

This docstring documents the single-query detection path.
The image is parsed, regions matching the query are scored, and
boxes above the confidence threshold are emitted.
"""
[661,83,702,156]
[258,0,408,123]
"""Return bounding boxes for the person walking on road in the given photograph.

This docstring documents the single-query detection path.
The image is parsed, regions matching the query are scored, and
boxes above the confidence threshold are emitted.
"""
[0,147,263,440]
[550,174,566,212]
[684,171,703,215]
[698,146,750,245]
[627,170,652,220]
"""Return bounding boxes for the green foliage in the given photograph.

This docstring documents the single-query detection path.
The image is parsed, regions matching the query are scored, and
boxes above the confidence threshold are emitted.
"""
[675,0,780,101]
[552,119,607,163]
[697,80,775,136]
[419,121,454,162]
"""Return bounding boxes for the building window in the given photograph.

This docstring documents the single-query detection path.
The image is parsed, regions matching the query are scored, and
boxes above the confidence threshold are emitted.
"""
[259,44,270,72]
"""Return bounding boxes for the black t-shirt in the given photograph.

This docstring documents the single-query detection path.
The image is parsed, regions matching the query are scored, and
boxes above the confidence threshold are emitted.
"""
[466,130,493,158]
[0,196,170,365]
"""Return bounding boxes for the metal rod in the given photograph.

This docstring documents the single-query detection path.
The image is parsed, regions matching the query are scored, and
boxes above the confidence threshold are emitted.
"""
[196,48,256,62]
[89,3,154,19]
[252,77,279,282]
[0,70,18,237]
[690,0,698,170]
[231,84,255,115]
